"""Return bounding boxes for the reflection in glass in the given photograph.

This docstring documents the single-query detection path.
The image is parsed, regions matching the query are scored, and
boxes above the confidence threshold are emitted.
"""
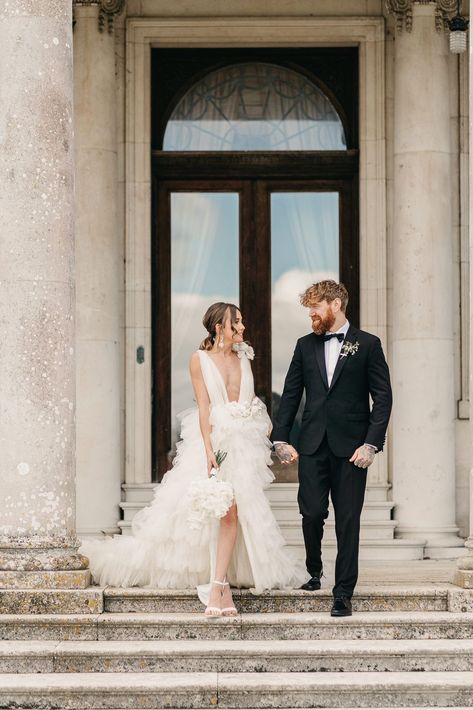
[271,193,339,445]
[171,193,239,447]
[164,63,346,152]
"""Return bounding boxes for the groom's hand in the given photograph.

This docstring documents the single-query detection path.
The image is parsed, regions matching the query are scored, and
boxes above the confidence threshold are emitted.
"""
[274,443,299,464]
[350,444,376,469]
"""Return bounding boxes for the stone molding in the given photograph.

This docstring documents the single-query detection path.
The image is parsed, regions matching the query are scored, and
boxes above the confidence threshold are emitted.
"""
[386,0,458,32]
[124,17,388,490]
[458,50,470,419]
[73,0,125,33]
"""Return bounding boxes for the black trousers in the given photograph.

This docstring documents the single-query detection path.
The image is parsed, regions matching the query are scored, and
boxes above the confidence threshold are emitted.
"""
[298,436,367,598]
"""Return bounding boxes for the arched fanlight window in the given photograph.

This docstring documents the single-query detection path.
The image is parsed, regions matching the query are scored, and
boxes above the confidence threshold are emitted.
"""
[163,62,347,151]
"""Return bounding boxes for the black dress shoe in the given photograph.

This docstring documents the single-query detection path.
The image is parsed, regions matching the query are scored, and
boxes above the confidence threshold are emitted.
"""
[300,576,321,591]
[330,596,352,617]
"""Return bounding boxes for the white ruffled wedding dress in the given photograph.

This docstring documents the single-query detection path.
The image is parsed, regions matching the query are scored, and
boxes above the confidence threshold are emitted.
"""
[80,348,302,603]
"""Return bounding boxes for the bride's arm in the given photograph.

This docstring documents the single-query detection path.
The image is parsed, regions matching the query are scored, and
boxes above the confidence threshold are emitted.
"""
[189,352,217,475]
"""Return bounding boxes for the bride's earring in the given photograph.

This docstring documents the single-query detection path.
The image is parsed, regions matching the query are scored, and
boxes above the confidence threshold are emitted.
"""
[218,333,224,349]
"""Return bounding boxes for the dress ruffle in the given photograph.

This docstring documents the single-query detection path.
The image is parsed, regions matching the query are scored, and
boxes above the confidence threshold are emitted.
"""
[80,351,304,602]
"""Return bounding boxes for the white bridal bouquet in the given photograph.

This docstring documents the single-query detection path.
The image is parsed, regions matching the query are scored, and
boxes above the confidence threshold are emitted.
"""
[187,450,234,530]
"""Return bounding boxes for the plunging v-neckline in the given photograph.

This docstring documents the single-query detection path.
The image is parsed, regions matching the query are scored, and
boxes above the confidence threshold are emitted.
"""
[203,351,243,403]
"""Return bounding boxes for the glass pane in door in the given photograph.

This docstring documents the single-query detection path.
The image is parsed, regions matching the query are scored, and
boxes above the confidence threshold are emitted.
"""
[171,192,239,447]
[271,192,339,442]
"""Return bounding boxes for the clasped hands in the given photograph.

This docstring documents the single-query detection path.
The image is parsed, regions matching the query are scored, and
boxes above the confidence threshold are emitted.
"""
[274,443,375,469]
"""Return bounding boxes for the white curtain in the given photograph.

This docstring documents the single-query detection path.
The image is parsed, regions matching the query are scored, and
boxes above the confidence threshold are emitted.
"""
[170,193,219,443]
[286,193,339,274]
[170,193,239,445]
[271,193,339,395]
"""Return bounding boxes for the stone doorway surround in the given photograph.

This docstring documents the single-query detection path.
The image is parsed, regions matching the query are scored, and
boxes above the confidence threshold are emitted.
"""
[124,15,389,490]
[120,15,418,557]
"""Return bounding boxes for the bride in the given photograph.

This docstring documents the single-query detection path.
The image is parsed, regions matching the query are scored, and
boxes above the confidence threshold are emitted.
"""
[81,302,301,616]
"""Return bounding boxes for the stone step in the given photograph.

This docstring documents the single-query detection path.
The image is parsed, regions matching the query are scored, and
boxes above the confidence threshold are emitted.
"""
[3,638,473,673]
[279,520,397,542]
[266,482,392,505]
[270,502,395,523]
[321,539,426,561]
[2,671,473,708]
[103,585,451,614]
[357,560,456,584]
[0,588,103,615]
[117,520,426,559]
[121,482,391,506]
[120,501,395,524]
[2,611,473,642]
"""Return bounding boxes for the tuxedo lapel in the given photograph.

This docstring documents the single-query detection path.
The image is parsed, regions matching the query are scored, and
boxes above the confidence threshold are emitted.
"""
[329,325,358,392]
[313,334,329,390]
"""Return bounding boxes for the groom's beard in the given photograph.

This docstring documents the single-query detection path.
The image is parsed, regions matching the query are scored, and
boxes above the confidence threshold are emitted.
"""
[311,309,336,335]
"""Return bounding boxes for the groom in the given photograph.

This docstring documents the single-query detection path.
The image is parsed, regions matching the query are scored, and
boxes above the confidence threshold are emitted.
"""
[273,280,392,617]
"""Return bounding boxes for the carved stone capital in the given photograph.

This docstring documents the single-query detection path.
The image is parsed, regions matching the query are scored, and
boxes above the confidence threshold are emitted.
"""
[73,0,125,34]
[386,0,458,32]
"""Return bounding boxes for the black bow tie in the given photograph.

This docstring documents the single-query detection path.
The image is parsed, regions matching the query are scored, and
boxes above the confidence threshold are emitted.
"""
[323,332,345,342]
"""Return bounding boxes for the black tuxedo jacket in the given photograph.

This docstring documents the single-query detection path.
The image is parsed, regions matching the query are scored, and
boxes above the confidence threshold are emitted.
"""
[272,325,393,457]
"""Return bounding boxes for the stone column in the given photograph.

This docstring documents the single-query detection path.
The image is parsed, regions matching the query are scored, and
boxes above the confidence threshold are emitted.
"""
[390,1,463,555]
[73,2,122,538]
[455,29,473,588]
[0,1,88,588]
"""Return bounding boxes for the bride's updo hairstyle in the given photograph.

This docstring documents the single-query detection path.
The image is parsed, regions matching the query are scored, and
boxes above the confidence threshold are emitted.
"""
[200,302,240,351]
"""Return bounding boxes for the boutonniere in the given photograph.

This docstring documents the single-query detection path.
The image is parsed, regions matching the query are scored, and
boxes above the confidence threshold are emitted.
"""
[232,341,255,360]
[340,340,359,358]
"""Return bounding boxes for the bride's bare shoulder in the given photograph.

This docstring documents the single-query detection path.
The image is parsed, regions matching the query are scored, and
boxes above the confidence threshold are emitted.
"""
[189,350,204,373]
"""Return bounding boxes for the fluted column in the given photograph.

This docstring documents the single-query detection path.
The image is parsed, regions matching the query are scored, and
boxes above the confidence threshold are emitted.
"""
[391,1,463,554]
[0,0,88,586]
[73,2,122,538]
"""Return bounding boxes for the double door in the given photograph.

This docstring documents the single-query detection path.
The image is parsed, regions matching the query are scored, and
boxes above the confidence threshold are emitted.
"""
[152,177,358,479]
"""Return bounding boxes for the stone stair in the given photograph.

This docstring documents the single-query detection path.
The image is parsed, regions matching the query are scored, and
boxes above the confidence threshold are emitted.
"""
[118,483,427,561]
[1,585,473,707]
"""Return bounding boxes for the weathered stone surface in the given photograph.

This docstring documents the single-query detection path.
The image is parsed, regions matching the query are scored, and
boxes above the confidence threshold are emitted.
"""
[0,615,98,641]
[454,569,473,589]
[240,611,473,642]
[0,4,77,547]
[0,551,88,571]
[103,585,450,614]
[3,638,473,675]
[448,588,473,612]
[0,570,91,589]
[217,671,473,708]
[0,589,103,615]
[238,586,449,613]
[3,608,473,642]
[98,613,241,642]
[104,588,204,614]
[1,671,473,708]
[0,672,218,709]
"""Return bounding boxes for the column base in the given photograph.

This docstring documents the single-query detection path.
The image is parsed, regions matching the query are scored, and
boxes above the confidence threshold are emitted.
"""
[453,543,473,588]
[395,525,465,557]
[0,588,103,614]
[0,535,90,590]
[0,570,90,589]
[453,568,473,588]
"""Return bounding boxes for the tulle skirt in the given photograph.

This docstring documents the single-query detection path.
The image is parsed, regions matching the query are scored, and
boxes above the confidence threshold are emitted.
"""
[80,400,303,603]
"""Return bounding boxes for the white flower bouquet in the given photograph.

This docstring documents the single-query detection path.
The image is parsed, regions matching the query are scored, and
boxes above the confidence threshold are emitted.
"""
[187,450,234,530]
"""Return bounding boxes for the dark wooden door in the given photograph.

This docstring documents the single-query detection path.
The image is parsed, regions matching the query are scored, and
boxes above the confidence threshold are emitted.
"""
[152,174,358,480]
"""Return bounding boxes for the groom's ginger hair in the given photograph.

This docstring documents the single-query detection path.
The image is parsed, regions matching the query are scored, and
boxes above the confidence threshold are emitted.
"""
[300,280,349,312]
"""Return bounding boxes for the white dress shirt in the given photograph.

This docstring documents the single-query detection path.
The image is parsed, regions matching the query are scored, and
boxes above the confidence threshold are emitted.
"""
[325,319,350,386]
